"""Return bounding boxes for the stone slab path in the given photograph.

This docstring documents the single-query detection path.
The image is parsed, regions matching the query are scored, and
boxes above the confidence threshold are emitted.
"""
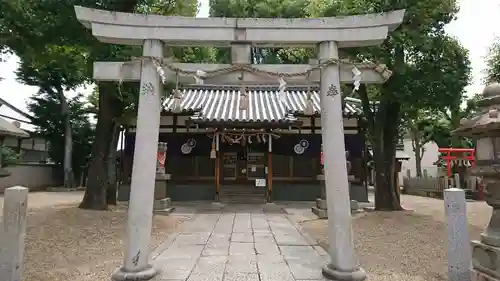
[152,205,330,281]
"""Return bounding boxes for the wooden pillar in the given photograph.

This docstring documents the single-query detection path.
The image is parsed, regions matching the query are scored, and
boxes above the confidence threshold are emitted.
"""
[215,133,220,200]
[267,134,273,202]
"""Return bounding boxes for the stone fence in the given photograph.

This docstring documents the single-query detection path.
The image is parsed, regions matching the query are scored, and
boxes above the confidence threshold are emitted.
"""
[0,164,62,193]
[403,170,479,199]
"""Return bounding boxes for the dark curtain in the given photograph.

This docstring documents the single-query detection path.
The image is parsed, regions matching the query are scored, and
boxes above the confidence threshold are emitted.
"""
[160,133,213,157]
[272,134,362,158]
[272,135,321,156]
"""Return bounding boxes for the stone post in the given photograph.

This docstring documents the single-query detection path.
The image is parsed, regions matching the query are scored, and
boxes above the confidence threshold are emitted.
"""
[318,41,366,281]
[455,173,461,189]
[314,151,353,218]
[0,186,28,281]
[111,39,163,281]
[312,144,327,218]
[444,188,472,281]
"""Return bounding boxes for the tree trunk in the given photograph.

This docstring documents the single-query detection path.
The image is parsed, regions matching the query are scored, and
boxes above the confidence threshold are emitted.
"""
[56,89,75,189]
[63,115,75,189]
[450,107,462,147]
[78,1,143,209]
[106,122,120,205]
[411,128,423,178]
[79,83,118,210]
[373,100,403,211]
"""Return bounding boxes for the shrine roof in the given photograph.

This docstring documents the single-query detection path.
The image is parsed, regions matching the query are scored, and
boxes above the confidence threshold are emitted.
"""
[0,117,30,138]
[162,85,362,124]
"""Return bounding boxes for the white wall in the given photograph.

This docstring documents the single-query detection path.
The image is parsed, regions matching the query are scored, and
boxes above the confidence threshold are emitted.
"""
[0,164,62,193]
[399,138,440,183]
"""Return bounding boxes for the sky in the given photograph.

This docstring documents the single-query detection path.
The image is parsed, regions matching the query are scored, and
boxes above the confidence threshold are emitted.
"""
[0,0,498,130]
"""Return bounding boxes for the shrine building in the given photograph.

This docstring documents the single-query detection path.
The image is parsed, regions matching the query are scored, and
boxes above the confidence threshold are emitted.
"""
[121,85,370,203]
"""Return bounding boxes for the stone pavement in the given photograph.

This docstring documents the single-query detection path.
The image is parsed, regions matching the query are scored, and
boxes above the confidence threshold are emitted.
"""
[151,204,330,281]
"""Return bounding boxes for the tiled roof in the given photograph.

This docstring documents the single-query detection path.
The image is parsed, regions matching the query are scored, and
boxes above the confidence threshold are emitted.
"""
[163,86,362,123]
[0,117,29,138]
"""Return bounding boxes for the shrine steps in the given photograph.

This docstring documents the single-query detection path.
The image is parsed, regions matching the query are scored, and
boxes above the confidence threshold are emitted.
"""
[219,185,267,204]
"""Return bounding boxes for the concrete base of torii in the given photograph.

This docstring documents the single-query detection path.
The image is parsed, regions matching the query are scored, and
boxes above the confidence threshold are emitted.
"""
[111,265,157,281]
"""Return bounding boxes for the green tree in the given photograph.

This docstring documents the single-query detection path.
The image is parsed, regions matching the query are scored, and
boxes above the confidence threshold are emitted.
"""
[1,147,20,167]
[209,0,314,64]
[1,0,198,209]
[404,109,442,178]
[486,37,500,83]
[312,1,470,210]
[27,91,94,181]
[402,35,472,178]
[14,45,89,189]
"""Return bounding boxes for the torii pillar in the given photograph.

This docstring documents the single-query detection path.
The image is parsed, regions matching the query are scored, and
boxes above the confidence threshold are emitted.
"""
[74,6,405,281]
[319,41,365,280]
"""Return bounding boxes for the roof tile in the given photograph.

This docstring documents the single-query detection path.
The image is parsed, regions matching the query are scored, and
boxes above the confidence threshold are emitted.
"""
[163,86,362,123]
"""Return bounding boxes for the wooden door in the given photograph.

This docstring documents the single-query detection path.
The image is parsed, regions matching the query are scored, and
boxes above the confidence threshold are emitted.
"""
[222,152,237,181]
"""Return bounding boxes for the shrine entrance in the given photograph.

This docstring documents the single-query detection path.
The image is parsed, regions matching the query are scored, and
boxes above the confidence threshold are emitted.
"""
[220,149,268,203]
[74,5,404,281]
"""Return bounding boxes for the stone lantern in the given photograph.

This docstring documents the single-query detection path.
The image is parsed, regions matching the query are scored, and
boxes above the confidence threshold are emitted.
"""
[454,82,500,280]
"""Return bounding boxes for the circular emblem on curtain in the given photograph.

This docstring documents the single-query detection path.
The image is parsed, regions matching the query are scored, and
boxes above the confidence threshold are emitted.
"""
[181,143,192,154]
[187,139,197,147]
[299,139,309,148]
[181,139,197,154]
[294,139,309,155]
[294,144,305,155]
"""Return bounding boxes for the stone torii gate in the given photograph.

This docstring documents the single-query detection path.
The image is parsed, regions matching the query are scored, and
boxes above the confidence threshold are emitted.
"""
[74,6,404,281]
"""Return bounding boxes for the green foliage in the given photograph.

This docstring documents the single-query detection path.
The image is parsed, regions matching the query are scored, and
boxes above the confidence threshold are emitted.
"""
[1,146,20,167]
[27,91,94,176]
[15,45,90,92]
[404,92,479,153]
[209,0,314,64]
[308,0,469,209]
[486,38,500,83]
[210,0,309,18]
[1,0,201,208]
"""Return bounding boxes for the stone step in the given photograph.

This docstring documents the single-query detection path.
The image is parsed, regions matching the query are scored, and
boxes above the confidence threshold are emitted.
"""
[221,198,267,202]
[220,191,267,196]
[311,207,328,218]
[153,198,172,210]
[220,187,267,193]
[219,193,266,198]
[220,194,266,198]
[219,195,267,204]
[153,207,175,216]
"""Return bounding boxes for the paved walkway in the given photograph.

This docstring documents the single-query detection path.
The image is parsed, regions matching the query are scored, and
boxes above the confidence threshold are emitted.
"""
[151,204,329,281]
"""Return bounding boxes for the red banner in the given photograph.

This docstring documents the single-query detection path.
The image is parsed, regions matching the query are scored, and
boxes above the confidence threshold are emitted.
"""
[157,152,166,166]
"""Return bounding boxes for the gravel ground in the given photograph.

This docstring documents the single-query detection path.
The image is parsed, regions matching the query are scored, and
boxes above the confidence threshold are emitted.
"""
[1,191,188,281]
[300,194,490,281]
